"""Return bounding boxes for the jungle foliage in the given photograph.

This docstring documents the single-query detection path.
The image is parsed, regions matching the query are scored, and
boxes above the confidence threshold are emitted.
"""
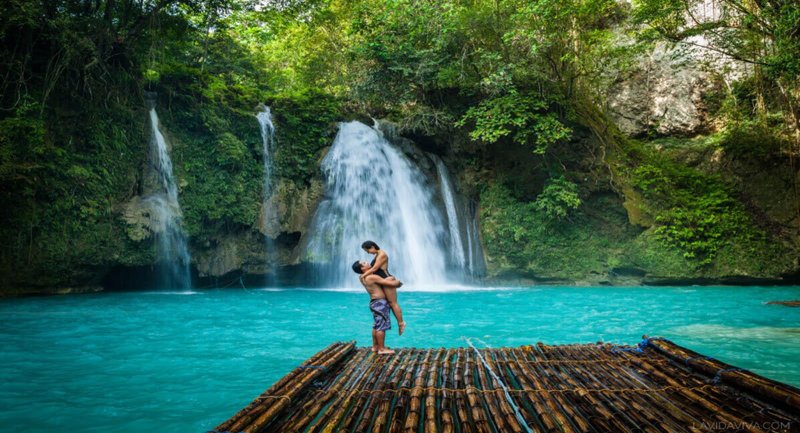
[1,0,798,288]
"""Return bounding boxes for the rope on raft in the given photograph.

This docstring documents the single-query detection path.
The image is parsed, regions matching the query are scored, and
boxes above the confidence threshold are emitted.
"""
[234,382,722,403]
[609,336,667,354]
[608,337,751,386]
[466,337,536,433]
[213,340,800,433]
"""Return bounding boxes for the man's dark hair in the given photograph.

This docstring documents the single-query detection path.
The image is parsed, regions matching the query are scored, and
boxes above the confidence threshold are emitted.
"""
[352,260,364,274]
[361,240,380,250]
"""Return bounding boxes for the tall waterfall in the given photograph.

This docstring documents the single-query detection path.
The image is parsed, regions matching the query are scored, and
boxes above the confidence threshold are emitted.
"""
[464,201,485,278]
[305,121,449,287]
[145,107,191,289]
[256,106,278,280]
[257,106,276,200]
[433,156,466,270]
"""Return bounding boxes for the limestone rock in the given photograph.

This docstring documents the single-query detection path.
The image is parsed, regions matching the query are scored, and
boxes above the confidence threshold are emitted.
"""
[608,38,746,137]
[120,196,155,242]
[120,194,182,241]
[258,179,325,238]
[194,234,249,277]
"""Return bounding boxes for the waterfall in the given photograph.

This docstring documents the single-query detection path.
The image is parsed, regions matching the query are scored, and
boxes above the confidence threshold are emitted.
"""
[464,201,485,278]
[257,106,276,199]
[433,156,466,270]
[256,106,278,280]
[145,107,191,289]
[305,121,449,287]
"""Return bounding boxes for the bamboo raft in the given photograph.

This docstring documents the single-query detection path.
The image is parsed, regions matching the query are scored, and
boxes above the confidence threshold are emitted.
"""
[210,337,800,433]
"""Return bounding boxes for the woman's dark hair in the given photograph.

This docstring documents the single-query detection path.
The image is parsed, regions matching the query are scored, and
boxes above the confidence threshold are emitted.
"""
[352,261,364,274]
[361,240,380,250]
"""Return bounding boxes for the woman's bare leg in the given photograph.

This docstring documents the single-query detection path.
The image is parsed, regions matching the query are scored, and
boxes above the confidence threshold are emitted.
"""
[382,287,406,335]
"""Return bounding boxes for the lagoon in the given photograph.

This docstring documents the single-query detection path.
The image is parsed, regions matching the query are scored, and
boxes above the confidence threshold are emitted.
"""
[1,285,799,433]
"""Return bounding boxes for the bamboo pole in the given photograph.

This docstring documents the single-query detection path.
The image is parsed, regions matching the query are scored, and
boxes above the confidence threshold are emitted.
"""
[214,342,349,432]
[618,340,797,431]
[613,346,762,433]
[552,344,665,433]
[310,349,385,433]
[337,351,395,432]
[423,349,444,433]
[646,336,800,413]
[302,350,372,432]
[577,345,703,433]
[440,349,456,433]
[511,347,597,433]
[474,349,523,433]
[214,339,800,433]
[281,349,370,432]
[215,341,355,433]
[453,348,477,433]
[500,348,558,432]
[480,349,533,433]
[371,349,413,433]
[353,350,405,433]
[388,349,423,433]
[516,344,587,432]
[398,349,432,433]
[229,342,356,433]
[463,348,497,433]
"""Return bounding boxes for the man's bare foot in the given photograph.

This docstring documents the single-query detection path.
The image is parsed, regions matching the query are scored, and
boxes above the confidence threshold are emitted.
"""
[377,348,395,355]
[399,321,406,336]
[371,346,377,352]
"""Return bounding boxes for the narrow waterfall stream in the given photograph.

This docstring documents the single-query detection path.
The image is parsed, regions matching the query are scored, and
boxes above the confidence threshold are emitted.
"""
[433,155,467,270]
[145,106,191,289]
[256,106,278,279]
[305,121,451,287]
[257,106,276,200]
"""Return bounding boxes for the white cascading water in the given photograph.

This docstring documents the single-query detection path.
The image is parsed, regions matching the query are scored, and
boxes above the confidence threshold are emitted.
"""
[256,106,278,276]
[145,108,192,289]
[433,155,466,270]
[257,106,276,201]
[464,203,483,278]
[305,121,449,287]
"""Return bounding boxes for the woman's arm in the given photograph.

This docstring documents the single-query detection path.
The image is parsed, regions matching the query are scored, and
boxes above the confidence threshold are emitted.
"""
[360,251,387,278]
[370,276,403,288]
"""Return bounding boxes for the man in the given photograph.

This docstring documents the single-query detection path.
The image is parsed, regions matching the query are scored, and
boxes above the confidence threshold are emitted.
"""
[352,260,403,355]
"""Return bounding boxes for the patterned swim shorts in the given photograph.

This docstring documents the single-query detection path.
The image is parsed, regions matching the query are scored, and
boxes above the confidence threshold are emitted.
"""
[369,298,392,332]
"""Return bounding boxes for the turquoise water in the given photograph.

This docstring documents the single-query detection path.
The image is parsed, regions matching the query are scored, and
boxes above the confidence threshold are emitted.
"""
[1,285,799,433]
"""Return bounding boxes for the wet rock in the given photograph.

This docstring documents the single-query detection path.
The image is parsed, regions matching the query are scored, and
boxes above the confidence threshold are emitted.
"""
[767,300,800,307]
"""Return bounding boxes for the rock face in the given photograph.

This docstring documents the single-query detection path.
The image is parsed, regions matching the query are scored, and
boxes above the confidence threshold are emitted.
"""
[258,178,325,240]
[193,233,252,277]
[191,178,325,278]
[114,169,326,282]
[608,39,746,137]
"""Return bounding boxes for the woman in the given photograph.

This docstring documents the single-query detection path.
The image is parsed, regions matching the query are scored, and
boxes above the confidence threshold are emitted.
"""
[360,240,406,335]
